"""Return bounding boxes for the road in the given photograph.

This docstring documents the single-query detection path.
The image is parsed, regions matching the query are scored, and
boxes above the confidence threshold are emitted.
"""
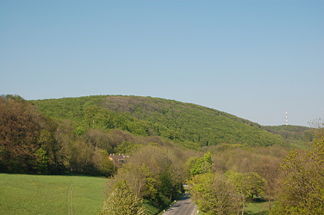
[162,195,197,215]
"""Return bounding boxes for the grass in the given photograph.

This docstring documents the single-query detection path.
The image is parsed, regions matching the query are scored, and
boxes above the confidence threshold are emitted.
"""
[245,201,270,215]
[0,174,107,215]
[0,173,272,215]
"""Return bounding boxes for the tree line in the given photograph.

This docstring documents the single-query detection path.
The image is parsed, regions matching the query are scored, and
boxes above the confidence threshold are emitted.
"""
[0,95,171,176]
[101,145,190,215]
[186,136,324,215]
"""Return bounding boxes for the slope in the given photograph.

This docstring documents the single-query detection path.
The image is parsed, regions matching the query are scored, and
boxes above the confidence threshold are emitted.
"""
[263,125,313,148]
[31,95,283,147]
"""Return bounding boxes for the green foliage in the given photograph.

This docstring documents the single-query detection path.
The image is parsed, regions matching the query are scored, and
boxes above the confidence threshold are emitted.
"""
[0,97,58,172]
[92,149,115,176]
[107,145,186,213]
[0,174,106,215]
[212,145,288,202]
[271,137,324,215]
[5,94,310,215]
[32,95,283,147]
[63,140,115,176]
[101,181,147,215]
[74,125,86,136]
[0,96,116,176]
[188,173,241,215]
[225,171,266,215]
[142,200,160,215]
[187,152,213,176]
[34,148,49,173]
[263,125,313,149]
[226,171,266,200]
[115,141,139,154]
[188,146,287,215]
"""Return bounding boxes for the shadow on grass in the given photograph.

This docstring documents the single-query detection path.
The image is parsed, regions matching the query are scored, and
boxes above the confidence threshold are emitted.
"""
[244,211,269,215]
[244,200,270,215]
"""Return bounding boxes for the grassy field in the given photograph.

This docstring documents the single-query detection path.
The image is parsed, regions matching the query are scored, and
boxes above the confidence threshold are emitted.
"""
[245,201,269,215]
[0,174,107,215]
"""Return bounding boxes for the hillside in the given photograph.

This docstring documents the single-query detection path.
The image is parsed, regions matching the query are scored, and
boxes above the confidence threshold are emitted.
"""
[263,125,313,148]
[31,95,283,147]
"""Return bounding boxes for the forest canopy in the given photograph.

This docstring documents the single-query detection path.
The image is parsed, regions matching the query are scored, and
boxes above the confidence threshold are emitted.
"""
[31,95,284,147]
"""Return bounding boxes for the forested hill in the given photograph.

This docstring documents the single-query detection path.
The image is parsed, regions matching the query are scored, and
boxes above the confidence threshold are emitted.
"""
[263,125,313,148]
[31,95,283,147]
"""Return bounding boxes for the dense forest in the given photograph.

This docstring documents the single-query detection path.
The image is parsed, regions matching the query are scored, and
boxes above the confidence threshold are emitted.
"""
[31,95,284,148]
[0,95,112,175]
[1,94,322,215]
[263,125,314,148]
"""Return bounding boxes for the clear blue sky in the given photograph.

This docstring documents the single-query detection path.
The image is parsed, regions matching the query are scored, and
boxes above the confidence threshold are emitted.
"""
[1,0,323,126]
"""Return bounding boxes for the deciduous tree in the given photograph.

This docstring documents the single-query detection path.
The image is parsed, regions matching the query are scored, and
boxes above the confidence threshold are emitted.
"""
[271,137,324,215]
[101,181,147,215]
[189,173,241,215]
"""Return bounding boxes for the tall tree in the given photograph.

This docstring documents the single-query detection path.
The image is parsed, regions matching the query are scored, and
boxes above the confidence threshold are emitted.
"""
[189,173,241,215]
[187,152,213,176]
[226,171,266,215]
[101,181,146,215]
[0,96,42,172]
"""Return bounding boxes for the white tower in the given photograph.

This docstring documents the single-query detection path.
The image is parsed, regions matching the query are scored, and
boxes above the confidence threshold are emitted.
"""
[285,111,288,126]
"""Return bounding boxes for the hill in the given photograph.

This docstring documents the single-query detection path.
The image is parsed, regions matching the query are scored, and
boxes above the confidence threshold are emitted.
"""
[263,125,313,148]
[31,95,283,147]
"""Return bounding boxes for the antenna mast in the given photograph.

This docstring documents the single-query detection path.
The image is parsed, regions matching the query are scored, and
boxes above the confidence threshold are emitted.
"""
[285,111,288,126]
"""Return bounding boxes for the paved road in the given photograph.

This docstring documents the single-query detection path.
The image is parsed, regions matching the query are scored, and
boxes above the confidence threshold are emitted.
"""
[162,195,197,215]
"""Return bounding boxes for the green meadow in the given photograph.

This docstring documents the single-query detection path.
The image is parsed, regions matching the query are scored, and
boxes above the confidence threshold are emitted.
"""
[245,201,269,215]
[0,174,107,215]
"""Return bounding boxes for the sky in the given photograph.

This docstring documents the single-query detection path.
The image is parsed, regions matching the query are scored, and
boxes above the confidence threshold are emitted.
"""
[1,0,323,126]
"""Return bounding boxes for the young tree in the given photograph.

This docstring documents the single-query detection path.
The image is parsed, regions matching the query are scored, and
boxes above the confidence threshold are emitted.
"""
[189,173,241,215]
[226,171,266,215]
[101,181,147,215]
[187,152,213,176]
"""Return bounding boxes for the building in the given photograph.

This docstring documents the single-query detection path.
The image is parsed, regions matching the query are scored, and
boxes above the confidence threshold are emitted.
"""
[108,153,129,167]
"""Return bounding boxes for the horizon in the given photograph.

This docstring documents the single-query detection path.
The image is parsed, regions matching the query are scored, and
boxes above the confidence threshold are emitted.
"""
[22,93,309,127]
[1,0,323,126]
